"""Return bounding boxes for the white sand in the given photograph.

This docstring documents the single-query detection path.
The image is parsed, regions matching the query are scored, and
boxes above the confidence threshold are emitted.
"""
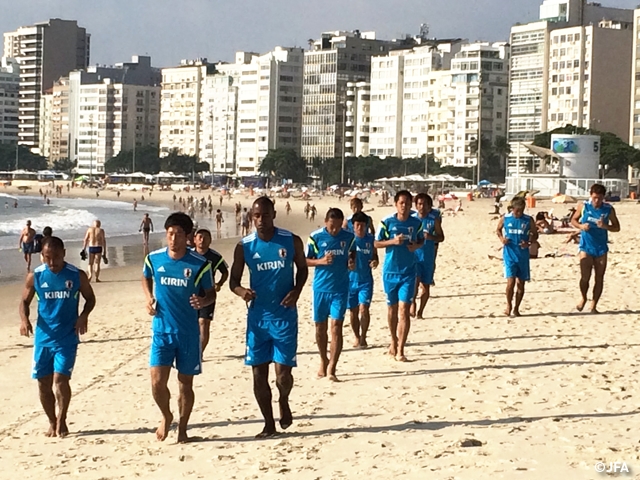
[1,189,639,479]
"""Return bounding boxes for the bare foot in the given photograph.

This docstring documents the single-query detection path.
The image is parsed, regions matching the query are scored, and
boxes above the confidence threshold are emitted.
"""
[279,401,293,430]
[359,338,368,348]
[388,344,397,357]
[590,307,600,314]
[45,423,57,437]
[504,307,512,317]
[328,374,341,382]
[352,337,361,348]
[177,430,194,443]
[95,278,101,283]
[395,355,408,362]
[317,361,328,378]
[255,426,278,439]
[57,419,69,438]
[512,309,521,317]
[417,310,425,319]
[576,298,587,312]
[156,413,173,441]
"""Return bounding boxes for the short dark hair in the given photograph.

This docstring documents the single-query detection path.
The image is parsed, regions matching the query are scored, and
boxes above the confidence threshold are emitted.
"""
[395,190,412,204]
[325,207,344,221]
[252,196,274,212]
[511,197,526,210]
[415,193,433,207]
[42,236,64,251]
[350,197,363,208]
[352,211,369,224]
[42,226,52,237]
[195,228,211,238]
[164,212,193,235]
[590,183,606,196]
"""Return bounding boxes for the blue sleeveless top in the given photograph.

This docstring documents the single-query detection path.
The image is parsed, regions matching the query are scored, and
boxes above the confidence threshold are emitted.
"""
[579,200,612,257]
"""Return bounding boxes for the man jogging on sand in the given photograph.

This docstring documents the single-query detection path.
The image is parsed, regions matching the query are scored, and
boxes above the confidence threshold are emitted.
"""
[142,212,216,443]
[571,183,620,313]
[230,197,308,438]
[496,197,537,317]
[19,236,95,437]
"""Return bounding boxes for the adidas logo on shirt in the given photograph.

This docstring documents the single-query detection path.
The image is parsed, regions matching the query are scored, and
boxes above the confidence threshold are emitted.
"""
[157,266,166,272]
[41,282,49,288]
[320,242,327,247]
[252,252,261,259]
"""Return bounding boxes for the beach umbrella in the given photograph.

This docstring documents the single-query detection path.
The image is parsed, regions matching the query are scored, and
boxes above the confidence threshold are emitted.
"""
[478,179,492,187]
[552,194,576,204]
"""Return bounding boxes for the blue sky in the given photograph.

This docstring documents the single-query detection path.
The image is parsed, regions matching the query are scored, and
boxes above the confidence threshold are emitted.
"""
[2,0,639,67]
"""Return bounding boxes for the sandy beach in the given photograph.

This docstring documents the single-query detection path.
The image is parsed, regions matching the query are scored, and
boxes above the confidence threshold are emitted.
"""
[1,186,639,479]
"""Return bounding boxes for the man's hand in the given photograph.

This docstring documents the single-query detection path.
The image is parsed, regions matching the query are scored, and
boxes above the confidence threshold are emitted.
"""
[580,223,590,231]
[519,240,530,249]
[369,259,379,269]
[189,294,205,310]
[215,283,223,292]
[75,313,89,335]
[321,252,334,265]
[281,289,301,308]
[348,257,356,271]
[236,287,257,303]
[500,237,510,246]
[393,234,405,245]
[20,320,33,337]
[146,298,156,316]
[596,215,606,229]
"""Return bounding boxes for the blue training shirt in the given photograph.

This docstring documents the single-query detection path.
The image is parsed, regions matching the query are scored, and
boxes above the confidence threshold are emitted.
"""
[143,247,214,336]
[242,228,296,318]
[350,233,375,285]
[306,227,356,293]
[413,208,440,264]
[502,212,532,265]
[376,214,424,276]
[579,200,612,256]
[33,262,81,348]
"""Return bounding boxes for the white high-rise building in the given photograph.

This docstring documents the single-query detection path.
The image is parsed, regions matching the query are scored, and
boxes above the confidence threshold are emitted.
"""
[0,57,19,145]
[4,19,90,154]
[631,9,640,148]
[508,0,633,174]
[345,82,371,157]
[160,59,211,158]
[368,40,508,167]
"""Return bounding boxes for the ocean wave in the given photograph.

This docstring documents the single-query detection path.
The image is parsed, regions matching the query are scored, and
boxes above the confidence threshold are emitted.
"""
[0,208,98,236]
[65,197,169,213]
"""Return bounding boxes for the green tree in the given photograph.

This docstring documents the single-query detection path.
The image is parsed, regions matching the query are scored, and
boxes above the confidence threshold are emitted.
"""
[493,136,511,169]
[51,158,76,174]
[106,147,162,174]
[160,149,208,175]
[259,148,307,183]
[0,144,47,171]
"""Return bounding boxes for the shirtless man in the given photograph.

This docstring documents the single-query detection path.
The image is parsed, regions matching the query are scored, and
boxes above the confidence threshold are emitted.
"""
[19,220,37,272]
[240,208,250,236]
[139,214,154,255]
[571,183,621,313]
[215,209,224,231]
[82,220,107,282]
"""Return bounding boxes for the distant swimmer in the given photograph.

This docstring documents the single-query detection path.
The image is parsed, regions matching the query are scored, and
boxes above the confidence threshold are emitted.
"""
[133,199,138,211]
[348,211,378,348]
[374,191,424,362]
[142,213,216,443]
[19,236,96,437]
[411,194,445,319]
[571,183,621,314]
[230,197,308,438]
[306,208,356,381]
[19,220,37,271]
[215,209,224,231]
[139,213,154,254]
[285,201,291,215]
[82,220,107,282]
[496,197,538,317]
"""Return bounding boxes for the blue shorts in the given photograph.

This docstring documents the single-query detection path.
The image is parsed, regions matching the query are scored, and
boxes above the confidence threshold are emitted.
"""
[383,273,416,305]
[579,246,608,258]
[22,242,34,254]
[88,246,103,255]
[313,291,348,322]
[150,332,201,375]
[246,307,298,367]
[32,344,78,379]
[347,281,373,309]
[416,260,435,286]
[504,259,530,281]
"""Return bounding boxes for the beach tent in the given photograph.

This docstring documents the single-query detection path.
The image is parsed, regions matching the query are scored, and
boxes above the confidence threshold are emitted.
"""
[552,194,576,204]
[478,179,492,187]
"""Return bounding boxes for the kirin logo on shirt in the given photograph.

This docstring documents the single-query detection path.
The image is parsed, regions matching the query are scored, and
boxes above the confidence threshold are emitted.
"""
[340,241,346,248]
[65,280,73,290]
[184,268,192,279]
[278,248,287,258]
[366,243,371,248]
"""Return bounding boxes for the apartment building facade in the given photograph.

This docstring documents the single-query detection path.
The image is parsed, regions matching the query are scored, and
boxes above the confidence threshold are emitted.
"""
[345,81,370,157]
[0,57,19,144]
[4,19,90,154]
[629,9,640,148]
[302,31,400,163]
[368,41,508,167]
[508,0,633,173]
